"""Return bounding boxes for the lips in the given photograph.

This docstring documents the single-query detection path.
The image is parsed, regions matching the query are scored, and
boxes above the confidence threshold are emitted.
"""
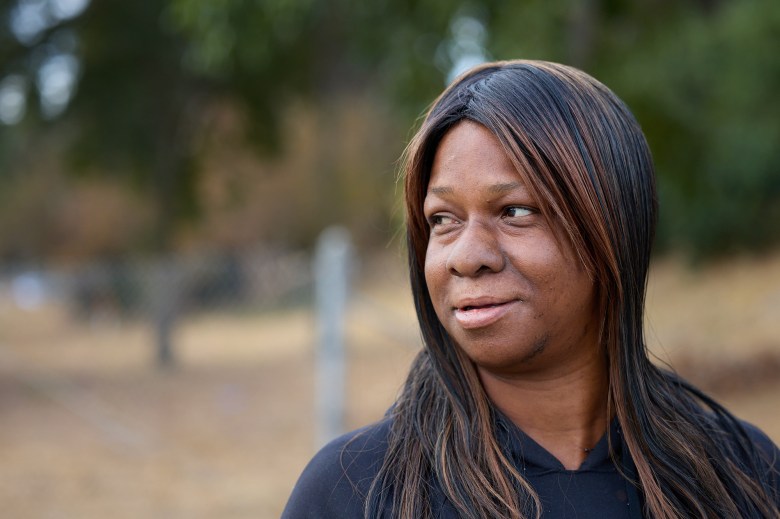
[452,298,517,329]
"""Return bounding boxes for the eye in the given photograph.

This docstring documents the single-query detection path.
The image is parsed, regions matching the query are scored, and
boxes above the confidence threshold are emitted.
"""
[428,213,458,228]
[503,206,533,219]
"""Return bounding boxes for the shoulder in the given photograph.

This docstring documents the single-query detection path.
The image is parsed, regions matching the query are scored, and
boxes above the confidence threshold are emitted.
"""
[281,418,393,519]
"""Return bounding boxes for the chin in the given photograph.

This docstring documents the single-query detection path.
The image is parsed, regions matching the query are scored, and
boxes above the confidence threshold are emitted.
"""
[455,333,550,374]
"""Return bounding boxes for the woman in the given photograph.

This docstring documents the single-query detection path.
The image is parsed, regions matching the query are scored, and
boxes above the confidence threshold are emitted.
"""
[283,60,780,518]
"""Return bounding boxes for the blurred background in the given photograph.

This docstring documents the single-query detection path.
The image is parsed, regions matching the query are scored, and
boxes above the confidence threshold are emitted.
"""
[1,0,779,517]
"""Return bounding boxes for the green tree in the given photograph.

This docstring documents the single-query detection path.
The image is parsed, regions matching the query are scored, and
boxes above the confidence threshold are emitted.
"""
[607,0,780,256]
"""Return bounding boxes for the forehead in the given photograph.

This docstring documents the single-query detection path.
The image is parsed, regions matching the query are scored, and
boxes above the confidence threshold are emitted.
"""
[427,120,523,192]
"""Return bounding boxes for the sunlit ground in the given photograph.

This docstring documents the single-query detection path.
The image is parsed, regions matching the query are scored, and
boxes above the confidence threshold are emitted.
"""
[0,251,778,518]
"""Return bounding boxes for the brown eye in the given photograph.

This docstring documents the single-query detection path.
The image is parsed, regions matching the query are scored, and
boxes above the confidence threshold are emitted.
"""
[429,214,457,227]
[503,206,533,218]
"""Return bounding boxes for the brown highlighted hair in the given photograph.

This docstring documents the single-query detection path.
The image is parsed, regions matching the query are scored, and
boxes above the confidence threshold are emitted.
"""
[365,60,779,518]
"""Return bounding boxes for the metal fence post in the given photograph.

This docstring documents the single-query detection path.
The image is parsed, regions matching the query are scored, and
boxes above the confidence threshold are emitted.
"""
[152,258,178,368]
[314,226,352,448]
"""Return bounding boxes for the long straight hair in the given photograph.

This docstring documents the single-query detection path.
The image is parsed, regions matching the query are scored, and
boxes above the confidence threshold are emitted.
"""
[365,60,779,518]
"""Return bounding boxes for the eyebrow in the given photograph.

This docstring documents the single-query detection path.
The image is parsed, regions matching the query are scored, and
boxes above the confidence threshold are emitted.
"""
[487,182,523,194]
[427,181,523,196]
[428,185,454,195]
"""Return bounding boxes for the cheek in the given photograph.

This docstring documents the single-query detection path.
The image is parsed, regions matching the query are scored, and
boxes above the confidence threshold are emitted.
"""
[548,266,596,324]
[424,247,448,309]
[423,244,440,286]
[520,242,593,311]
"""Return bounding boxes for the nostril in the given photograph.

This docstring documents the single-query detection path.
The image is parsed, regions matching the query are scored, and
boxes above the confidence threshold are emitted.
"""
[444,226,505,277]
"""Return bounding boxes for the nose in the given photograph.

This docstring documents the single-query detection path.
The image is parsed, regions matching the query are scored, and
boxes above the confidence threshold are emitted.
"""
[445,221,505,277]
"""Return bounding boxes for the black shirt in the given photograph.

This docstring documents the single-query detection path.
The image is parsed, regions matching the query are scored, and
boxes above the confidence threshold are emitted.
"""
[282,416,780,518]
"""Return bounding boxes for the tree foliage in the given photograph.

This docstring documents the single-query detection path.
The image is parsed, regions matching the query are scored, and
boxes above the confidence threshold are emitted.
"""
[1,0,778,259]
[607,0,780,256]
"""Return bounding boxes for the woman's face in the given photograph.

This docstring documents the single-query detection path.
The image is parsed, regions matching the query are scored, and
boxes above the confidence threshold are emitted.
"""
[423,120,599,379]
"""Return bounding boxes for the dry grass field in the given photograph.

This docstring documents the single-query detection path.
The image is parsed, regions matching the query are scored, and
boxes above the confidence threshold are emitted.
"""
[0,251,779,518]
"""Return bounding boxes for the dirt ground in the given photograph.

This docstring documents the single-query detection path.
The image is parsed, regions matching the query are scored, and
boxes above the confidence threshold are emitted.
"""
[0,252,778,518]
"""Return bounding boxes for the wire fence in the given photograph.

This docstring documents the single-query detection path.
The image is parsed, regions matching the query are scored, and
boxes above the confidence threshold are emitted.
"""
[0,234,420,381]
[2,245,314,326]
[0,231,421,449]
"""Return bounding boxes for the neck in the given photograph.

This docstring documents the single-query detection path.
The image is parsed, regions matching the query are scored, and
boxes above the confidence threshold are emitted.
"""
[478,352,610,470]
